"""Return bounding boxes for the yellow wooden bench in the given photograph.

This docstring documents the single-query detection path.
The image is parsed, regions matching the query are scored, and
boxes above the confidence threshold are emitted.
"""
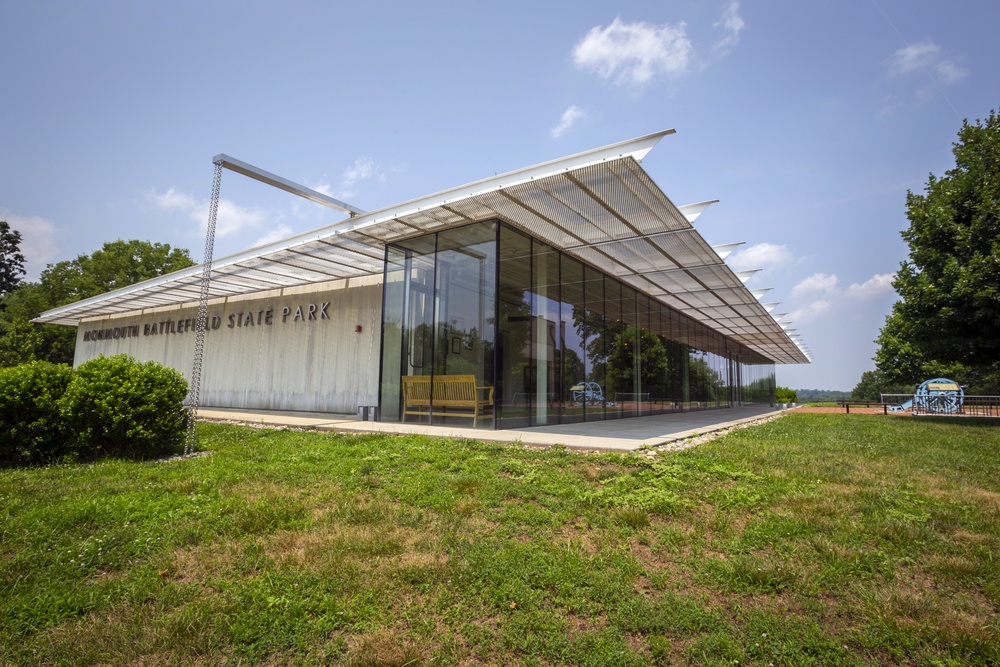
[401,375,494,427]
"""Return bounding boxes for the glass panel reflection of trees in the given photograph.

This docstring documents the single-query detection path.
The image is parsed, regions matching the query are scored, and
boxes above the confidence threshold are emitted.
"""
[380,220,775,429]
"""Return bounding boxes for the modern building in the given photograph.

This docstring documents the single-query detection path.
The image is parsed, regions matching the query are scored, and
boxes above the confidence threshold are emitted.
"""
[35,131,809,430]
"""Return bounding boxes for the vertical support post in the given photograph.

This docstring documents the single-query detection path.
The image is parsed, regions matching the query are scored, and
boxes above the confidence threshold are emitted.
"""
[184,161,222,455]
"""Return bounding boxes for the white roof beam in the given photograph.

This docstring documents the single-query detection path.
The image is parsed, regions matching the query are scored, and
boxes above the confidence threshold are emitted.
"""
[214,154,366,217]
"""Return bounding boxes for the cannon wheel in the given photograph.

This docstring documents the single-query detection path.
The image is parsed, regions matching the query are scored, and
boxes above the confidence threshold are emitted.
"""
[914,378,964,414]
[572,381,604,406]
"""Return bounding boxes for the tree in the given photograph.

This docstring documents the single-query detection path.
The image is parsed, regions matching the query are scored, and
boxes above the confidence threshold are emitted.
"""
[36,239,195,306]
[874,111,1000,392]
[0,221,26,299]
[0,283,74,366]
[851,370,912,402]
[0,317,43,367]
[0,240,195,366]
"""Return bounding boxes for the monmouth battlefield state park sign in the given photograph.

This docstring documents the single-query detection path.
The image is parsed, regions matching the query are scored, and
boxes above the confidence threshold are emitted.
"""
[81,300,332,343]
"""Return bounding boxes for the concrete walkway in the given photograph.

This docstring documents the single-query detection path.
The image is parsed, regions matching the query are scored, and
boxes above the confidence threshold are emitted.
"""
[196,405,789,452]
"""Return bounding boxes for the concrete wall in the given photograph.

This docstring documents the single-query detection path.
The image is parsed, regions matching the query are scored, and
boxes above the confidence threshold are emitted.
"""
[73,275,383,414]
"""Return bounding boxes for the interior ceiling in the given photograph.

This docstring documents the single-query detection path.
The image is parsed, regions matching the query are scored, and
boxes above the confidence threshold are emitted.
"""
[35,137,809,364]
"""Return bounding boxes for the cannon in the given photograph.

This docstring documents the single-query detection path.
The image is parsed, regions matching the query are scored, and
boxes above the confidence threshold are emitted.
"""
[890,378,964,414]
[570,382,606,406]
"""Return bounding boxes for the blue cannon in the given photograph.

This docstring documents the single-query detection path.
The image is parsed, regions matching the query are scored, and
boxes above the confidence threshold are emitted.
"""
[889,378,964,414]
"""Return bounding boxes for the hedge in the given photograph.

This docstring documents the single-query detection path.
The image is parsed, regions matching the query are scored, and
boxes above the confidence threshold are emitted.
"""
[0,361,73,465]
[0,355,189,465]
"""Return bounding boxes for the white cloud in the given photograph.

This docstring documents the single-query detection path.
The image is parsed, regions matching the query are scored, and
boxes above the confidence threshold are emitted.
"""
[775,271,894,333]
[728,242,792,272]
[150,187,269,239]
[845,272,895,299]
[713,1,745,56]
[212,200,270,238]
[149,187,197,213]
[573,17,693,86]
[887,39,967,84]
[254,224,295,248]
[788,299,831,323]
[551,106,586,138]
[2,212,60,282]
[336,157,386,200]
[791,272,839,298]
[310,180,334,198]
[889,40,940,76]
[934,60,967,85]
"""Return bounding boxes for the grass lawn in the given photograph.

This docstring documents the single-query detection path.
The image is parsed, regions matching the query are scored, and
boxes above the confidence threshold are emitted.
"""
[1,413,998,666]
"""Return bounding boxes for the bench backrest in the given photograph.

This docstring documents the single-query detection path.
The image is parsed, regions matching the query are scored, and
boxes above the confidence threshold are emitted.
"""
[402,375,479,403]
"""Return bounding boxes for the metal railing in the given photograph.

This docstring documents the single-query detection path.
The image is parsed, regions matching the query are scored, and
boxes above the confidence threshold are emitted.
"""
[944,395,1000,417]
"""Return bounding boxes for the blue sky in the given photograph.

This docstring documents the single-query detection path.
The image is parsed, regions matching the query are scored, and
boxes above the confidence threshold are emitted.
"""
[2,1,998,390]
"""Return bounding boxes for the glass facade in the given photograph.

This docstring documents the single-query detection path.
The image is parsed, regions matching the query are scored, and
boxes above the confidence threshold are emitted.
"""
[379,220,775,429]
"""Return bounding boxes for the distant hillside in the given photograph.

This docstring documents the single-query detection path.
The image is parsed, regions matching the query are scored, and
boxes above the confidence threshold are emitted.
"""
[795,388,851,402]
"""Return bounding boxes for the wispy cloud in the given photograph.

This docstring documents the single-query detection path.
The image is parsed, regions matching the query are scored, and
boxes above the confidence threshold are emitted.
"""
[551,106,586,138]
[845,272,895,299]
[573,17,693,86]
[887,39,967,84]
[728,242,792,272]
[335,157,386,200]
[712,1,745,56]
[782,271,895,325]
[888,40,939,75]
[3,211,59,282]
[150,187,270,239]
[791,272,839,298]
[934,60,967,85]
[254,224,295,248]
[789,298,832,323]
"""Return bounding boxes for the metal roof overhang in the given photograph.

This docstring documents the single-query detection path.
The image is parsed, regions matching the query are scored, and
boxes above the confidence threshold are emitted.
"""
[35,130,810,364]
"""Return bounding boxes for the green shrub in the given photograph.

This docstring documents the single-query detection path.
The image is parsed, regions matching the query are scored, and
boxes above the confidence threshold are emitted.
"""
[61,354,189,460]
[775,386,798,403]
[0,361,73,465]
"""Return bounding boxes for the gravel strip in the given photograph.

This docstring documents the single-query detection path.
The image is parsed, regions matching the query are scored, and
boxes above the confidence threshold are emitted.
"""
[638,412,787,458]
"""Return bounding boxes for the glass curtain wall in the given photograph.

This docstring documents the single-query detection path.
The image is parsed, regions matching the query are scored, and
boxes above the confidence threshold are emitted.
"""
[559,257,586,424]
[378,222,497,428]
[496,226,532,428]
[380,219,776,429]
[582,265,606,422]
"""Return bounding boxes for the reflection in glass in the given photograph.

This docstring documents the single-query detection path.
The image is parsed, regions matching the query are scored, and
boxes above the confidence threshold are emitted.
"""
[582,265,606,421]
[559,257,586,424]
[532,244,560,426]
[497,226,532,428]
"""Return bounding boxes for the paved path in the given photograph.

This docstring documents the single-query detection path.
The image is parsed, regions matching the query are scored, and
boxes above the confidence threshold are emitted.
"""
[196,405,790,452]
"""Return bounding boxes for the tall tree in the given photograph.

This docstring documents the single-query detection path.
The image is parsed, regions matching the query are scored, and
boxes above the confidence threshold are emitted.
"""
[0,221,26,299]
[851,370,912,402]
[37,239,195,306]
[0,240,195,366]
[874,111,1000,392]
